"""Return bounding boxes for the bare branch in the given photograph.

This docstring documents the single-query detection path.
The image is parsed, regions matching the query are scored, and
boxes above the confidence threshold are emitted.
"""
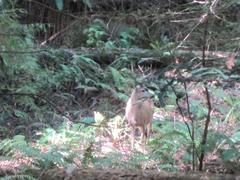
[199,86,212,170]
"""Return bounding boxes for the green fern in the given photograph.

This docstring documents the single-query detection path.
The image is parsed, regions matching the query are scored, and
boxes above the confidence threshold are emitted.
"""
[0,174,36,180]
[83,19,108,47]
[109,67,126,90]
[119,27,140,48]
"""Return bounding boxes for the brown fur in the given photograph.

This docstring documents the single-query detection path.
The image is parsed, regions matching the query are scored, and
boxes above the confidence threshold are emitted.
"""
[125,86,154,150]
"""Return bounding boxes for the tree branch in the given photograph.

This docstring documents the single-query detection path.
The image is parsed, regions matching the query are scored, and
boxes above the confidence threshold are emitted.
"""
[199,86,212,170]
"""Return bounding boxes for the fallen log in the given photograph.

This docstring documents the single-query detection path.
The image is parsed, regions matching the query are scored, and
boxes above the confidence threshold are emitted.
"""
[38,167,239,180]
[70,47,238,67]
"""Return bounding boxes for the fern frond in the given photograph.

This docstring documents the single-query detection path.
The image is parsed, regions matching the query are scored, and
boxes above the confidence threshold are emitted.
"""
[0,174,36,180]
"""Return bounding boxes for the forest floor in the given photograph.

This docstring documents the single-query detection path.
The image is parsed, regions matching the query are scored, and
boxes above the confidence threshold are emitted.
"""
[0,81,240,179]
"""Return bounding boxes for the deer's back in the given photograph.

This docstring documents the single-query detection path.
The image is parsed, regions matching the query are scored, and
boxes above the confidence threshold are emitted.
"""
[126,96,153,127]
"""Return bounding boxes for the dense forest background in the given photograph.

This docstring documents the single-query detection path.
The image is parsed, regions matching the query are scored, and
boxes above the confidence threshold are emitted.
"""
[0,0,240,179]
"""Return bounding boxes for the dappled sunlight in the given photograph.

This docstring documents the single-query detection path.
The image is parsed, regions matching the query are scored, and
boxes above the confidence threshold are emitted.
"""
[0,150,34,173]
[0,159,24,171]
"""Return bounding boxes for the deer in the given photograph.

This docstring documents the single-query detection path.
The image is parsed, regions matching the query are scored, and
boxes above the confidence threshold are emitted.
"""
[125,85,154,151]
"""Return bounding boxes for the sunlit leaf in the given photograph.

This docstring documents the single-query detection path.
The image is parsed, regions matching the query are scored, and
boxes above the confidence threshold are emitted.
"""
[81,117,96,125]
[222,149,240,161]
[94,111,104,124]
[55,0,64,10]
[14,110,28,119]
[83,0,92,10]
[231,131,240,143]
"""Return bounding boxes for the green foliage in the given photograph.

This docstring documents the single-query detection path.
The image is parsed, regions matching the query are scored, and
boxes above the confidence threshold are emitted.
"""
[82,142,94,167]
[83,19,141,49]
[192,67,228,81]
[38,121,96,148]
[109,67,126,91]
[54,0,93,11]
[150,40,176,55]
[54,0,63,11]
[0,120,98,172]
[0,135,66,169]
[110,54,131,69]
[151,81,240,170]
[83,19,108,47]
[94,152,125,168]
[119,27,140,48]
[82,0,92,10]
[0,13,37,77]
[219,130,240,160]
[206,131,231,153]
[0,175,36,180]
[221,148,240,162]
[0,6,45,137]
[147,120,190,169]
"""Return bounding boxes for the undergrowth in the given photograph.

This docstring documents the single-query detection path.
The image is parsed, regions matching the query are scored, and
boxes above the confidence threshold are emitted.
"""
[0,0,240,179]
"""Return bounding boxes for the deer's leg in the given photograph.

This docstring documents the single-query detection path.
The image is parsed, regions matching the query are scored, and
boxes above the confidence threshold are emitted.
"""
[140,126,146,151]
[146,122,151,141]
[131,126,135,150]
